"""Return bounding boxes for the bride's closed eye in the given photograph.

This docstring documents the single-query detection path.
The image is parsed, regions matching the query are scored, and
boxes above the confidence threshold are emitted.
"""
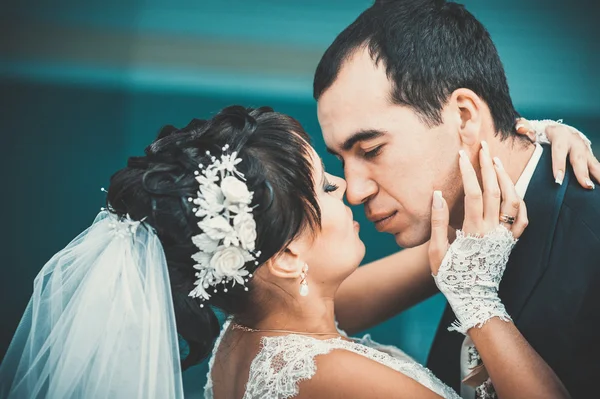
[324,181,339,193]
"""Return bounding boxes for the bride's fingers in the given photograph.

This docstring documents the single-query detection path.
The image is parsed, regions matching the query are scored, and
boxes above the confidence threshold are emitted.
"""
[493,157,521,230]
[480,141,502,228]
[429,190,449,276]
[459,150,483,234]
[515,118,536,143]
[510,199,529,239]
[549,129,570,186]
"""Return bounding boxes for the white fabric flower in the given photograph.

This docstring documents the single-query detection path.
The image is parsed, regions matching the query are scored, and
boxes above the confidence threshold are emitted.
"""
[228,203,251,214]
[198,184,225,215]
[222,229,240,248]
[191,251,211,268]
[221,152,243,173]
[198,216,233,241]
[191,233,219,253]
[189,273,212,300]
[221,176,252,204]
[210,246,250,283]
[234,213,257,251]
[233,211,251,225]
[196,167,219,185]
[188,151,259,299]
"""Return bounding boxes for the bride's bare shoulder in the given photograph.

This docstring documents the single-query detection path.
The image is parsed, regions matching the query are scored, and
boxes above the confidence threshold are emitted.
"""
[295,349,444,399]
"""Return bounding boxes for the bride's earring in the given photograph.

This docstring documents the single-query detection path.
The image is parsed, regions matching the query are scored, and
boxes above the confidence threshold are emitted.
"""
[299,264,309,297]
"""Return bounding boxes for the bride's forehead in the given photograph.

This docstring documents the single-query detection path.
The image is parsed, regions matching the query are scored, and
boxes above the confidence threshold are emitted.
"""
[306,147,322,169]
[315,156,330,181]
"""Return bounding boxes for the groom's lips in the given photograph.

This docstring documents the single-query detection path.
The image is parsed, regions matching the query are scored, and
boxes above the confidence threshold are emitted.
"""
[369,211,398,231]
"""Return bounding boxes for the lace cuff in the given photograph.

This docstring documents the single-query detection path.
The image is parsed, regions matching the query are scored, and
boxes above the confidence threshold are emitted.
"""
[476,379,498,399]
[433,226,517,335]
[528,119,593,155]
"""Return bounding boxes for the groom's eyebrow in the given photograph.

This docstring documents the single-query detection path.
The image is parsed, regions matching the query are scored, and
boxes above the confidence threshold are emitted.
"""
[326,129,386,155]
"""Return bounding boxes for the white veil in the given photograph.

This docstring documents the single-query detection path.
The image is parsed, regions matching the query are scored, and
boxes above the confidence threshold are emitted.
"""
[0,211,184,399]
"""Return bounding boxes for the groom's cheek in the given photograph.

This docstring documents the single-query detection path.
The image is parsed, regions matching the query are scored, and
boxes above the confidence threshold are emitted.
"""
[392,210,433,249]
[393,225,432,248]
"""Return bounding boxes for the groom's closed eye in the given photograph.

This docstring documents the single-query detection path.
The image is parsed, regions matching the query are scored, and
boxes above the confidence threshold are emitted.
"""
[326,129,388,167]
[361,145,384,160]
[325,129,386,155]
[341,130,386,152]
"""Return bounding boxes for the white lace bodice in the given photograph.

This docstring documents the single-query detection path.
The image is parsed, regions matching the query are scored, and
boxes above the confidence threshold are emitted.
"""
[204,319,460,399]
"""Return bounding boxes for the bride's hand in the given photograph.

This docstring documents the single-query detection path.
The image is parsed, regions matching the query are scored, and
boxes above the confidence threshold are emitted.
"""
[515,117,599,189]
[428,142,528,274]
[427,142,530,334]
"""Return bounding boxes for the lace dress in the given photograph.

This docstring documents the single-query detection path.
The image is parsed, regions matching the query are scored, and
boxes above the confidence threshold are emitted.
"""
[204,319,460,399]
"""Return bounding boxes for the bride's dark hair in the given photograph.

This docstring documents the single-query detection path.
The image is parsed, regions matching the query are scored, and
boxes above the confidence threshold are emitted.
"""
[106,106,321,370]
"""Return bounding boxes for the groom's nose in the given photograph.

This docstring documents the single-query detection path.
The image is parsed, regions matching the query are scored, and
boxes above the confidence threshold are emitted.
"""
[345,166,377,205]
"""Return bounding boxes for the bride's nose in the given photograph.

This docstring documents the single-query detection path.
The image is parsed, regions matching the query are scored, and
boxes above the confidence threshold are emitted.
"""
[331,174,347,197]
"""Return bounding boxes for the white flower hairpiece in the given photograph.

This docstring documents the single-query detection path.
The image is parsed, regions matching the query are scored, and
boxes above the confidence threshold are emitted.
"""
[187,145,260,306]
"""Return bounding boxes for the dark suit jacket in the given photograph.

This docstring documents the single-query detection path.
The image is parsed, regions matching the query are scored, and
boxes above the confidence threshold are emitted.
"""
[427,145,600,398]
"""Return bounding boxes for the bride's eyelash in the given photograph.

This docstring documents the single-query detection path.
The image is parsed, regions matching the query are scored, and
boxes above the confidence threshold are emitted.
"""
[324,182,339,193]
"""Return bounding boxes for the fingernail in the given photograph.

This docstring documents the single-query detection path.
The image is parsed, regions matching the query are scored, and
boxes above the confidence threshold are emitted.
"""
[493,157,504,170]
[481,140,490,155]
[555,170,564,185]
[459,150,468,161]
[586,178,595,189]
[516,123,529,133]
[433,190,443,209]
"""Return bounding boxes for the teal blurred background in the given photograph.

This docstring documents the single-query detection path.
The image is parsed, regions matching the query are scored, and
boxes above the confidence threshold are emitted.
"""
[1,1,598,397]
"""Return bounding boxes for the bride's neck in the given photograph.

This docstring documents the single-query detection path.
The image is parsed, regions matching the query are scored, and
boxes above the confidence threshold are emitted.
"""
[239,293,339,334]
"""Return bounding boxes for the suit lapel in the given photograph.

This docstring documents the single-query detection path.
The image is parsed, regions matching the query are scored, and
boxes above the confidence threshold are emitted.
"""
[499,145,568,321]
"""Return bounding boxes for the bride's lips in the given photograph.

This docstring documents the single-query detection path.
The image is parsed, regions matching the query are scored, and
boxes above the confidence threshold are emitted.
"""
[372,211,398,231]
[353,220,360,232]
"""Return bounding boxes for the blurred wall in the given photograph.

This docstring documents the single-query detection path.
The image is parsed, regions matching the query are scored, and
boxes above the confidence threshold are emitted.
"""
[1,1,598,397]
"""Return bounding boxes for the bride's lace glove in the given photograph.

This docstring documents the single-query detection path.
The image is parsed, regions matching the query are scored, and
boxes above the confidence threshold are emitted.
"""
[433,226,517,334]
[428,142,528,336]
[515,117,599,189]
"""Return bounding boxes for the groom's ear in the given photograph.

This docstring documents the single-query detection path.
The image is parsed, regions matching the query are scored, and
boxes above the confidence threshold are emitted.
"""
[450,88,483,147]
[266,245,305,280]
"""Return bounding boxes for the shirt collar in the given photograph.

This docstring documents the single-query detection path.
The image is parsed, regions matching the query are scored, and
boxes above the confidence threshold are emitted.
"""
[514,143,543,199]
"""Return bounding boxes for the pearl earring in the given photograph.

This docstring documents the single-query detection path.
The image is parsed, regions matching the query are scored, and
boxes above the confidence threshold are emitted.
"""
[299,264,309,297]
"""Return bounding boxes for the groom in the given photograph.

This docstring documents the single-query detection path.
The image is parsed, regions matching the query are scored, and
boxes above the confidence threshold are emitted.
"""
[312,0,600,398]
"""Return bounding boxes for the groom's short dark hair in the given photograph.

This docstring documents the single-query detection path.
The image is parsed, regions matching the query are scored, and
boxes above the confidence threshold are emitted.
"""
[313,0,519,139]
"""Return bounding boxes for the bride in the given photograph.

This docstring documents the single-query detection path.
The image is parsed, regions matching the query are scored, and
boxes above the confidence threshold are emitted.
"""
[0,106,593,398]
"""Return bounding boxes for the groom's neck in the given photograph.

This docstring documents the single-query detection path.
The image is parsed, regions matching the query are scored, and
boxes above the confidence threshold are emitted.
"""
[485,133,536,185]
[448,132,535,230]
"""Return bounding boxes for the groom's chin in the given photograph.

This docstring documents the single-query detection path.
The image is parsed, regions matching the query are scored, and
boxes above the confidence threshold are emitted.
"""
[393,226,431,249]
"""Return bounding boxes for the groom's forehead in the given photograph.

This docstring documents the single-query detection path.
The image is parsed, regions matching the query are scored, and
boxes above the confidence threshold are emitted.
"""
[317,92,411,156]
[316,54,393,119]
[318,96,405,151]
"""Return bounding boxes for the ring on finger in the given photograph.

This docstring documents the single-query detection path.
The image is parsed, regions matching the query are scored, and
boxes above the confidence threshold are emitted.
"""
[499,214,516,225]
